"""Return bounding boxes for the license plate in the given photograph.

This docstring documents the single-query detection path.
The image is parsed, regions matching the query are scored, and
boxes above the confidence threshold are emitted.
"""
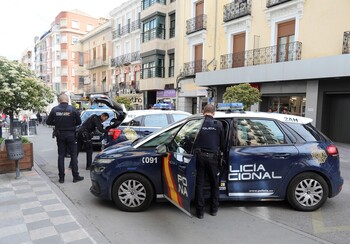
[92,136,100,140]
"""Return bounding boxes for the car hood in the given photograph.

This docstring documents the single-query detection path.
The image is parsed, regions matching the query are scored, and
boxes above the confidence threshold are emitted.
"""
[89,94,126,127]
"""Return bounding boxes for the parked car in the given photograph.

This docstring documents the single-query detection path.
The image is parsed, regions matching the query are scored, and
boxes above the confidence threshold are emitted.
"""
[79,94,126,149]
[103,109,192,148]
[90,103,343,215]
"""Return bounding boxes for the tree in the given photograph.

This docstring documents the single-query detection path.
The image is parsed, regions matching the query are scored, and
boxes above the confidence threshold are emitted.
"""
[223,83,261,110]
[0,56,54,136]
[114,96,133,110]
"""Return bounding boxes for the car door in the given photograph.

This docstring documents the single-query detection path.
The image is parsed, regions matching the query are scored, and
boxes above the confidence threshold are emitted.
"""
[162,118,204,216]
[227,118,299,199]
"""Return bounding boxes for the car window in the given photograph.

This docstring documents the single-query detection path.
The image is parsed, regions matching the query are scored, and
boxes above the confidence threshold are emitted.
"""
[234,118,286,146]
[172,114,189,122]
[144,114,168,127]
[286,122,326,142]
[168,119,203,154]
[81,110,115,125]
[141,124,183,148]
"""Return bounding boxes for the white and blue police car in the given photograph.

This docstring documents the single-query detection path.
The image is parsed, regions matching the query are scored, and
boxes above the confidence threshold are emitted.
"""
[89,103,343,215]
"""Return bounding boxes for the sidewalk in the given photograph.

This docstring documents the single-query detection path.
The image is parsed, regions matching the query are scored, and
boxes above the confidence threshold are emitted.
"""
[0,164,99,244]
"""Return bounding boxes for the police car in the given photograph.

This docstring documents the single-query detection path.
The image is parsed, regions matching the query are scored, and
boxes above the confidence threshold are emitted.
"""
[90,103,343,215]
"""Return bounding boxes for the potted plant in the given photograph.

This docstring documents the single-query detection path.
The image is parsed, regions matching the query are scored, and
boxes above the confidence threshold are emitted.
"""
[0,136,33,173]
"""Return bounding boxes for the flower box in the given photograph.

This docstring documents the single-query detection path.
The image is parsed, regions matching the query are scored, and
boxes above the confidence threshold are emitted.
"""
[0,143,33,173]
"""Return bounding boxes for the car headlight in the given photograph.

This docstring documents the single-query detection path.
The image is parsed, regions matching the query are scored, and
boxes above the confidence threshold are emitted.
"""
[94,158,115,164]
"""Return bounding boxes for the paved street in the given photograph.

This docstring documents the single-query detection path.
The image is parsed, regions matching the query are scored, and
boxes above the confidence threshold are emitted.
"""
[1,124,349,243]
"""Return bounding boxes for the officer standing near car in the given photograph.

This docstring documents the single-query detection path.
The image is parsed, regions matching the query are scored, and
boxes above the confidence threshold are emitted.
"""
[77,112,111,170]
[194,104,225,219]
[46,93,84,183]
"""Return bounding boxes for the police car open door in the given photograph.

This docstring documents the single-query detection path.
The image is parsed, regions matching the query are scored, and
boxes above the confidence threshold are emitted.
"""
[162,119,204,217]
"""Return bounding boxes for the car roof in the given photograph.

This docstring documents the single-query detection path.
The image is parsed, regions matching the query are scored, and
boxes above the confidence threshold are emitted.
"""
[123,110,191,123]
[213,111,313,124]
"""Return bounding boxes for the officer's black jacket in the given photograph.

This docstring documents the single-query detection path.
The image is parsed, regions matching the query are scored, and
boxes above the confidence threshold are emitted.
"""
[195,115,225,152]
[80,114,108,134]
[46,103,81,131]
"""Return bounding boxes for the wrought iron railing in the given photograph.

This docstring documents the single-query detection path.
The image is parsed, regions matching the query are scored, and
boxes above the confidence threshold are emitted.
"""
[220,41,302,69]
[223,0,251,22]
[112,19,141,39]
[183,60,208,76]
[186,14,207,35]
[86,58,109,69]
[142,0,166,10]
[342,31,350,54]
[141,66,165,79]
[141,27,166,42]
[111,51,140,67]
[266,0,292,8]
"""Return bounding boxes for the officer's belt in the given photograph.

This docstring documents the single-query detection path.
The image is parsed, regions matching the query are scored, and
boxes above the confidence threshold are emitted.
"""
[198,149,218,158]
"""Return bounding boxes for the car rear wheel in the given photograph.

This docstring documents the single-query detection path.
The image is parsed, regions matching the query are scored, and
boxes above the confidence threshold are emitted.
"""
[287,172,328,211]
[112,173,154,212]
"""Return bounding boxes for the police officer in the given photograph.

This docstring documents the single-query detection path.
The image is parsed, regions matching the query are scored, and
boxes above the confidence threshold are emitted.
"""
[46,93,84,184]
[194,104,225,219]
[77,112,110,170]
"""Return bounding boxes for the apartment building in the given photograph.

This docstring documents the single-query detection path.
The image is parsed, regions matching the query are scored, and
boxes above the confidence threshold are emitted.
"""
[20,47,34,71]
[177,0,350,143]
[140,0,178,108]
[34,10,104,95]
[73,20,113,109]
[110,0,143,109]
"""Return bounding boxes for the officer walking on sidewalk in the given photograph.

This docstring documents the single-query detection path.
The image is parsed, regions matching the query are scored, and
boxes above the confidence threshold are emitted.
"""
[46,93,84,183]
[194,104,225,219]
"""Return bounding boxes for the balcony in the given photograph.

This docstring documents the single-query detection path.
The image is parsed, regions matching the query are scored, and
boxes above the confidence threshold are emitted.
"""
[141,66,165,79]
[112,19,141,39]
[220,41,302,69]
[186,15,207,35]
[343,31,350,54]
[223,0,251,22]
[111,51,140,67]
[183,60,208,77]
[86,58,109,70]
[266,0,292,8]
[141,27,166,42]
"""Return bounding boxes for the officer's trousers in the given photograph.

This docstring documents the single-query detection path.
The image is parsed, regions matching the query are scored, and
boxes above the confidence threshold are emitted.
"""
[56,132,79,179]
[195,152,219,215]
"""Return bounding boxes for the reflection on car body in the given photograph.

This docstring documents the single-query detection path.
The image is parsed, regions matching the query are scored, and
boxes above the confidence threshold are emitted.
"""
[90,104,343,216]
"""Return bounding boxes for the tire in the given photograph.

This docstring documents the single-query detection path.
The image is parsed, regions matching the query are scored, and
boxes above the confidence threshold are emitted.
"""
[112,173,154,212]
[287,172,329,211]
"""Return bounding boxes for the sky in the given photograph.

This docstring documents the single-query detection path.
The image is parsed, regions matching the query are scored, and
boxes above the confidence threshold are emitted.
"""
[0,0,126,61]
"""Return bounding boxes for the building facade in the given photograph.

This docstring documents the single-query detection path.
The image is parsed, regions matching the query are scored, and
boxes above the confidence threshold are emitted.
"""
[140,0,178,109]
[177,0,350,143]
[34,10,104,94]
[20,47,35,71]
[110,0,143,109]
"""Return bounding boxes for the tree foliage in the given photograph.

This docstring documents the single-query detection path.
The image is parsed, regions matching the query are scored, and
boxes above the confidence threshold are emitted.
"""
[114,96,133,110]
[223,83,261,110]
[0,56,54,135]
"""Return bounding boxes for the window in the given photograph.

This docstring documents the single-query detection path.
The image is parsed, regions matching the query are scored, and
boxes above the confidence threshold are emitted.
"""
[72,20,79,29]
[234,118,286,146]
[71,51,75,60]
[142,16,165,42]
[55,35,60,45]
[169,13,175,38]
[72,67,75,77]
[61,34,67,43]
[144,114,168,127]
[169,119,203,154]
[61,51,67,60]
[86,24,94,31]
[60,18,67,27]
[72,36,79,44]
[79,52,84,66]
[168,54,174,77]
[142,54,165,78]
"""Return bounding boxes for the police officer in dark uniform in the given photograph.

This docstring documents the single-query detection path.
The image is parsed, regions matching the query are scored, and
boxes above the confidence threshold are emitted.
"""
[46,93,84,184]
[194,104,225,219]
[77,112,110,170]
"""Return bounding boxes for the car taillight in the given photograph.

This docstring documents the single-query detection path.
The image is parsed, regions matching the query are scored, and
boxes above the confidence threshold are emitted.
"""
[327,145,338,157]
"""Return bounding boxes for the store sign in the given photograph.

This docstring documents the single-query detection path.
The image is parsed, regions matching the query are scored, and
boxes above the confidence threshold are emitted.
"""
[157,90,176,98]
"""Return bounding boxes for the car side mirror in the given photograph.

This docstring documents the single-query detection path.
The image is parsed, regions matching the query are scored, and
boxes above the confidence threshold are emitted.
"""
[156,144,168,156]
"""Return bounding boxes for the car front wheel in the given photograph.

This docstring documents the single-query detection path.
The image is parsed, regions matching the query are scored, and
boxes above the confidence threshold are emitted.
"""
[287,172,329,211]
[112,173,154,212]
